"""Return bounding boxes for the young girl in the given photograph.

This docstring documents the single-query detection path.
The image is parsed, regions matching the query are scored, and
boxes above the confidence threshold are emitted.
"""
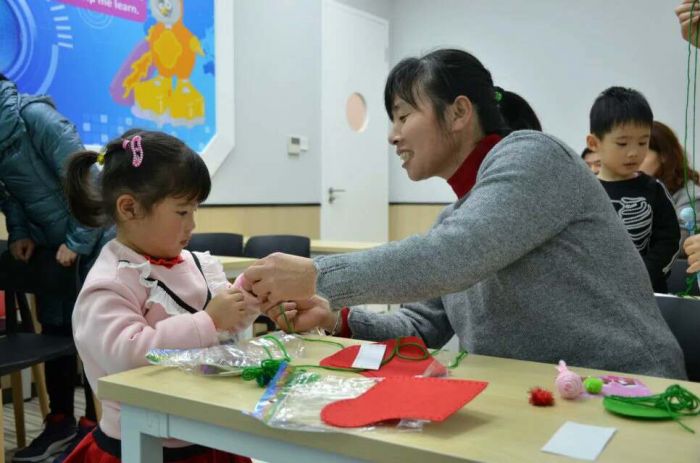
[63,130,256,463]
[640,120,700,251]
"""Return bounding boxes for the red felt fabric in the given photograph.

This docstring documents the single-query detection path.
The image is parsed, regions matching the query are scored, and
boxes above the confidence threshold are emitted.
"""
[321,376,488,427]
[319,336,447,377]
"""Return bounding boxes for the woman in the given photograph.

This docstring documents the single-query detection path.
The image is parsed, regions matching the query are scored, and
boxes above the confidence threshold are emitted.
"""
[640,120,700,249]
[0,74,106,462]
[244,49,685,379]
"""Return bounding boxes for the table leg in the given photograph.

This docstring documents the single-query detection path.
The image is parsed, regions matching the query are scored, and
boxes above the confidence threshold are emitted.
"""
[120,405,166,463]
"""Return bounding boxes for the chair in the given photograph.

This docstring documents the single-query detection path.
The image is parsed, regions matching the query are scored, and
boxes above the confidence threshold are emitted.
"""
[186,232,244,257]
[243,234,311,259]
[0,289,76,457]
[665,258,700,296]
[0,246,77,459]
[655,294,700,381]
[243,235,311,333]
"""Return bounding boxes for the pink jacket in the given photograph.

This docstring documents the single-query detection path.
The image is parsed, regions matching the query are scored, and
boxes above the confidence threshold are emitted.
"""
[73,239,251,440]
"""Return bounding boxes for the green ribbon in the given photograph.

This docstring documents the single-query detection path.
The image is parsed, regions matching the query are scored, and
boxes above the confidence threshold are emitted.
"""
[242,335,469,387]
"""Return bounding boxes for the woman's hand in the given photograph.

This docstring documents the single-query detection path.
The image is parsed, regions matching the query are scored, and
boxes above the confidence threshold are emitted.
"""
[9,238,35,263]
[56,243,78,267]
[677,0,700,46]
[243,253,317,304]
[263,295,334,333]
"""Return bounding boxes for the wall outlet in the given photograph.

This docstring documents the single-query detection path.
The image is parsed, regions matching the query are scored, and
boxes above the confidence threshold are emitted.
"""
[288,135,308,155]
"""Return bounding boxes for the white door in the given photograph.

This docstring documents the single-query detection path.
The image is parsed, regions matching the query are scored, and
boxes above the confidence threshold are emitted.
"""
[321,0,389,242]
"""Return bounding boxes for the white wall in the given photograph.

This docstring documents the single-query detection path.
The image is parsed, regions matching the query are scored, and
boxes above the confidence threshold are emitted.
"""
[207,0,391,204]
[207,0,321,204]
[389,0,690,203]
[210,0,692,205]
[337,0,391,19]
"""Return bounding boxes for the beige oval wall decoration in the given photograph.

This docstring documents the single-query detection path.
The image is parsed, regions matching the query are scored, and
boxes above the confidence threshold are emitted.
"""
[346,92,368,133]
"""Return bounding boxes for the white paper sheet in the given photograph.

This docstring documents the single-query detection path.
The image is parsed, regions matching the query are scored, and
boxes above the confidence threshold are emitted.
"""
[541,421,616,461]
[351,344,387,370]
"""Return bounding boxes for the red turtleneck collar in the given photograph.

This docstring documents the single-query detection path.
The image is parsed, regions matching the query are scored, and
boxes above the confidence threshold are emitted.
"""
[447,134,502,198]
[144,254,185,268]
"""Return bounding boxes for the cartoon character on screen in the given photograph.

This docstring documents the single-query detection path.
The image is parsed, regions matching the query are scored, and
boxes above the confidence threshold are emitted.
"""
[114,0,205,127]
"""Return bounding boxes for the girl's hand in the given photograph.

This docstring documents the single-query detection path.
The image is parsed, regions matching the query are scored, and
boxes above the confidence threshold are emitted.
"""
[264,295,333,333]
[56,243,78,267]
[206,288,259,332]
[677,0,700,45]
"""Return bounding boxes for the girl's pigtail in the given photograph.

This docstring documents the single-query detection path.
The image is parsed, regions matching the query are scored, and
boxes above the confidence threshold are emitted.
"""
[64,150,106,228]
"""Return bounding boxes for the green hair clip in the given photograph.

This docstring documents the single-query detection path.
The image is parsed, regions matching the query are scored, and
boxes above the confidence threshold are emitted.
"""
[494,90,503,103]
[96,151,106,166]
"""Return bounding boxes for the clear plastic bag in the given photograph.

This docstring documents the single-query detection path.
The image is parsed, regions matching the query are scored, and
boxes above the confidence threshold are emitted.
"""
[423,350,459,377]
[145,332,304,376]
[251,363,427,432]
[251,363,380,431]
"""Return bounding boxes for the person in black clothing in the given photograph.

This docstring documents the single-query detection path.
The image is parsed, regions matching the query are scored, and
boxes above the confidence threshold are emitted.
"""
[586,86,680,293]
[0,73,108,463]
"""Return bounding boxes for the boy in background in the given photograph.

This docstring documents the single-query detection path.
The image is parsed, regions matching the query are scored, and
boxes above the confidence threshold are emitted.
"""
[587,87,680,293]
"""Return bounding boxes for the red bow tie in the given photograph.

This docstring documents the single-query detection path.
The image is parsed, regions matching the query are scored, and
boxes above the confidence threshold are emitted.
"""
[143,254,185,269]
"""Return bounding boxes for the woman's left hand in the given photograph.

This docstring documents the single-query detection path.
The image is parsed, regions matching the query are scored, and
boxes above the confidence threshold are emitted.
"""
[56,243,77,267]
[243,252,317,304]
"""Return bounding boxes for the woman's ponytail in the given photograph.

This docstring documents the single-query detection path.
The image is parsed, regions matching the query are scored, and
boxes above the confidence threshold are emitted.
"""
[494,86,542,132]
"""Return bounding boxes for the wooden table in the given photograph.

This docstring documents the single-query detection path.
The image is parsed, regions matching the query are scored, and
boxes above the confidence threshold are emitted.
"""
[217,241,383,280]
[99,337,700,463]
[310,240,382,255]
[215,240,382,278]
[216,240,382,277]
[217,256,256,279]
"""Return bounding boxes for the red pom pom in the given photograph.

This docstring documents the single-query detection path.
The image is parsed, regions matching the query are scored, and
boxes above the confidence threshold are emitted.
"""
[529,387,554,406]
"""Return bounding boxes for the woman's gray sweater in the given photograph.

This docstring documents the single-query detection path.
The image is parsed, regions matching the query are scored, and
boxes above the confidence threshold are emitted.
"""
[314,131,686,379]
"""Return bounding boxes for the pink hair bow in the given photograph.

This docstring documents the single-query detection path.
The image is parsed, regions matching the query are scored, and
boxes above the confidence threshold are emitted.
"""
[122,135,144,167]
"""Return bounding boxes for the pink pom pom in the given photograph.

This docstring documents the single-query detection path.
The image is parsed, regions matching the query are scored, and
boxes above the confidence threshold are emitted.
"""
[555,360,583,399]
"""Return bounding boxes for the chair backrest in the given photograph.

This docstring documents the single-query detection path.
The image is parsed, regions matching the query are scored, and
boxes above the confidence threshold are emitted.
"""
[665,258,700,296]
[655,294,700,381]
[243,234,311,258]
[186,233,244,257]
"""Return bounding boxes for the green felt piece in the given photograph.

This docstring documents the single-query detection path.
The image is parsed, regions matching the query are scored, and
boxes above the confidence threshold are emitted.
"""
[603,396,674,420]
